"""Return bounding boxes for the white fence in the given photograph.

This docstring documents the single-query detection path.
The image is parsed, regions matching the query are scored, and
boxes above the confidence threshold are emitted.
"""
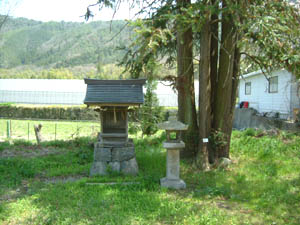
[0,79,199,107]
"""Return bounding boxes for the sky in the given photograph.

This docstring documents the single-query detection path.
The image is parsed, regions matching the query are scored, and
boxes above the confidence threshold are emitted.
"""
[3,0,137,22]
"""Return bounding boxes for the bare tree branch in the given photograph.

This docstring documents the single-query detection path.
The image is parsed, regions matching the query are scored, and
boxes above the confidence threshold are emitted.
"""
[0,14,9,32]
[240,52,270,81]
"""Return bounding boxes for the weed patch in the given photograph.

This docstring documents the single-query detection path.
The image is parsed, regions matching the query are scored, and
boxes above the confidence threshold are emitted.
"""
[0,141,10,151]
[0,158,36,187]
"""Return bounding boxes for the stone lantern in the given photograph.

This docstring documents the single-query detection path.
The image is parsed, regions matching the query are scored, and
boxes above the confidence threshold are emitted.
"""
[159,114,188,189]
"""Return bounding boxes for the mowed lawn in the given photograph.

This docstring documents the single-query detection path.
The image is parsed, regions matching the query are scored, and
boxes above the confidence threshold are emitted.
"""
[0,128,299,225]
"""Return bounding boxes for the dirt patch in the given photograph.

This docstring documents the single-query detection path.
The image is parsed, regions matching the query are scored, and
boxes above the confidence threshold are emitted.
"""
[0,146,65,158]
[41,175,86,184]
[0,189,23,202]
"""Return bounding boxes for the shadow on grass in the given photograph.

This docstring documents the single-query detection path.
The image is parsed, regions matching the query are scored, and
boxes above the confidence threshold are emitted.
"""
[0,176,237,225]
[25,183,172,224]
[185,158,300,224]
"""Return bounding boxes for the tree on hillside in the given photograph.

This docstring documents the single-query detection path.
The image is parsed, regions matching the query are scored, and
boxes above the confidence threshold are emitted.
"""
[0,2,8,31]
[0,0,18,67]
[0,14,7,31]
[86,0,300,168]
[0,0,20,31]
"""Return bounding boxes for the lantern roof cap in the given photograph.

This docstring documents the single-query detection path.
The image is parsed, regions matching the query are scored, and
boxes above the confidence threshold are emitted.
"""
[158,119,188,131]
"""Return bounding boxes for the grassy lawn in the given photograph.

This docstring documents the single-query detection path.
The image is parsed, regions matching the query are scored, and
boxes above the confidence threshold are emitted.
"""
[0,128,299,224]
[0,119,100,142]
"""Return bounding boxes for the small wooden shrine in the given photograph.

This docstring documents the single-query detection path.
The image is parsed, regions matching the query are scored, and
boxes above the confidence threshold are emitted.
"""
[84,78,146,176]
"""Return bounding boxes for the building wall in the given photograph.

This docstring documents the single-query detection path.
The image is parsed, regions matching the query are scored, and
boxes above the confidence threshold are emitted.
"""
[239,69,293,119]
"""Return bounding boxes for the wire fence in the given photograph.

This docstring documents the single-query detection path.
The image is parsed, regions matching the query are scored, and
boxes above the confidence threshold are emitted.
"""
[0,79,199,107]
[0,119,100,142]
[0,90,198,107]
[0,90,85,105]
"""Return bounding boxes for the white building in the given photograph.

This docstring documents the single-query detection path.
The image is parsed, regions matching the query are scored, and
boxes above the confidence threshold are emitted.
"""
[238,69,299,119]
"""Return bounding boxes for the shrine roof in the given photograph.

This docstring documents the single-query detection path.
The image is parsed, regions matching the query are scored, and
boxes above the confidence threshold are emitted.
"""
[84,78,146,106]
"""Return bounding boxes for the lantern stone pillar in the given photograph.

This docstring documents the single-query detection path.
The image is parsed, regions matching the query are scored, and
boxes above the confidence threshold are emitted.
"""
[159,116,188,189]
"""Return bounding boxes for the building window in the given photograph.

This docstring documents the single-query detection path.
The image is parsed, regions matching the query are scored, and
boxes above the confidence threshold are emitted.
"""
[269,76,278,93]
[245,82,251,95]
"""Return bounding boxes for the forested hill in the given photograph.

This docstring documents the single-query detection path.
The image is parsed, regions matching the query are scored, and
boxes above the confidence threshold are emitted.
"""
[0,17,130,68]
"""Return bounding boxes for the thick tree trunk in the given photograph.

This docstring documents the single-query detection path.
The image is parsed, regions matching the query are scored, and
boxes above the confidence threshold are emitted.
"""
[195,0,241,165]
[209,1,219,163]
[211,1,237,159]
[224,46,241,155]
[176,0,198,158]
[196,18,211,170]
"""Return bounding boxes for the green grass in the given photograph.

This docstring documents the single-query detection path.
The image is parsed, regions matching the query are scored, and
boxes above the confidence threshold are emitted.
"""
[0,128,300,224]
[0,119,100,142]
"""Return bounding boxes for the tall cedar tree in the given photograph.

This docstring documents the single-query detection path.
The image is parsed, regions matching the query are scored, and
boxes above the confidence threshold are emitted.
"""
[86,0,300,167]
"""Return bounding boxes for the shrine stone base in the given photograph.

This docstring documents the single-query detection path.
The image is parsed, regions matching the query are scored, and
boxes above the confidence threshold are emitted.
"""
[90,142,138,176]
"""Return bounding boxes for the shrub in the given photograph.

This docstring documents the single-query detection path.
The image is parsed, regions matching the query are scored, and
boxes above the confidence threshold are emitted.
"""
[0,102,14,107]
[41,140,70,148]
[243,128,256,137]
[0,159,36,186]
[13,139,33,147]
[128,122,140,135]
[0,105,99,121]
[137,80,164,136]
[0,141,10,151]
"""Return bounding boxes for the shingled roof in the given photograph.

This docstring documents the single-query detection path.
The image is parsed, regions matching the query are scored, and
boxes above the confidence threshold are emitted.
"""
[84,78,146,106]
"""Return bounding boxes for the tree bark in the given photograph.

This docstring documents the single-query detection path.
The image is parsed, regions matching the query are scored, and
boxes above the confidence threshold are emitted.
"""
[212,0,237,159]
[176,0,198,158]
[224,46,241,156]
[196,18,211,170]
[193,0,241,166]
[209,0,220,163]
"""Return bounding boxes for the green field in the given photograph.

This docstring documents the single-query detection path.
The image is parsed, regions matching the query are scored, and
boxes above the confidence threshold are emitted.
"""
[0,119,100,142]
[0,127,300,224]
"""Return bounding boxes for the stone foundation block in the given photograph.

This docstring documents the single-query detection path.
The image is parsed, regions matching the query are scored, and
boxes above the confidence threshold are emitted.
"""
[109,162,121,172]
[90,142,139,176]
[112,147,135,162]
[120,158,138,175]
[94,147,111,162]
[90,161,108,176]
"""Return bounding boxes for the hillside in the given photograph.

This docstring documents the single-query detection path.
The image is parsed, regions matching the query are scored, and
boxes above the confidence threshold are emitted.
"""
[0,17,130,69]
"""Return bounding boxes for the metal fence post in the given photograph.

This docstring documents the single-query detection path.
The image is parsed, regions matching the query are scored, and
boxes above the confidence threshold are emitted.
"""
[55,123,57,140]
[77,123,79,137]
[28,122,30,140]
[7,120,10,138]
[10,120,12,136]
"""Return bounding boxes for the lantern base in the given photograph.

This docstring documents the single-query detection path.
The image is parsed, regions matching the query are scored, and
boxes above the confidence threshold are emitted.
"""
[160,177,186,189]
